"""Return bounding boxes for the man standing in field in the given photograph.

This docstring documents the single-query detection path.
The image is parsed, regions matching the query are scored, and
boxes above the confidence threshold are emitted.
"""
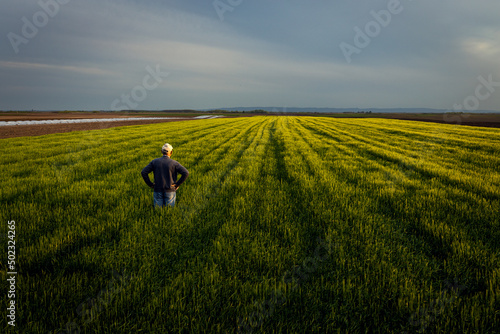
[141,143,189,208]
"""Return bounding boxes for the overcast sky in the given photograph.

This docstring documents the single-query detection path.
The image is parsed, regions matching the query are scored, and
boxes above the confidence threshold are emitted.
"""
[1,0,499,111]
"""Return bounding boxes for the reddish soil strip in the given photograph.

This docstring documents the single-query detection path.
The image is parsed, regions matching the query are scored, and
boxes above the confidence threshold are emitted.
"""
[0,112,153,121]
[377,113,500,128]
[391,119,500,128]
[0,118,193,139]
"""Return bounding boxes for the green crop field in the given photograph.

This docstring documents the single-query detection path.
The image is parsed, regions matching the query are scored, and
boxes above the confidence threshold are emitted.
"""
[1,116,499,333]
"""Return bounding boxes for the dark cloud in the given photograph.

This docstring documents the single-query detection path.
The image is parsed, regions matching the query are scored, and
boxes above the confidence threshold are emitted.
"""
[1,0,499,110]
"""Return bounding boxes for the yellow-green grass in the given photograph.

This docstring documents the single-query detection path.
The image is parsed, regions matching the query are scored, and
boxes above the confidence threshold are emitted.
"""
[0,116,499,333]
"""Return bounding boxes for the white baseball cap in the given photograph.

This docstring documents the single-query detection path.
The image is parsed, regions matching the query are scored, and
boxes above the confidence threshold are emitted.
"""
[162,143,173,154]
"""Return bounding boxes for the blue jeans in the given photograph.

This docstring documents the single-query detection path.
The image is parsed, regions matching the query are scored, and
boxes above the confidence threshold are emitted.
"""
[153,191,176,208]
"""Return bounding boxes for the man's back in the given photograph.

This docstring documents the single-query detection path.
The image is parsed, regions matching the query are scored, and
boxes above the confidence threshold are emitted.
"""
[141,156,189,193]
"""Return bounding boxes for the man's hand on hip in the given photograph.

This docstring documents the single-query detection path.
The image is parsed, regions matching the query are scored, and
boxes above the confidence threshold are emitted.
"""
[172,183,179,191]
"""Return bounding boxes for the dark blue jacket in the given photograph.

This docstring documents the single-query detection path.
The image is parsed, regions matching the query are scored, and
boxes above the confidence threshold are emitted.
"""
[141,156,189,192]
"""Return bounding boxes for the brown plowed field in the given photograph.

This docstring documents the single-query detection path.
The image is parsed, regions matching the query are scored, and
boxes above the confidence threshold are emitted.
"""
[0,119,195,139]
[0,112,209,139]
[379,113,500,128]
[0,112,150,121]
